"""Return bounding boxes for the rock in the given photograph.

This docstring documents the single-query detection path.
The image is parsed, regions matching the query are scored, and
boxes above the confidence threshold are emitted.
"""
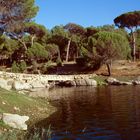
[132,77,140,85]
[47,82,55,89]
[132,80,140,85]
[57,80,76,87]
[14,106,20,112]
[106,77,118,84]
[2,101,6,105]
[106,77,122,85]
[85,79,97,86]
[12,81,32,90]
[7,80,14,86]
[18,91,26,94]
[70,80,77,86]
[2,113,29,130]
[75,79,87,86]
[0,78,12,90]
[30,81,46,88]
[106,77,132,85]
[119,81,132,85]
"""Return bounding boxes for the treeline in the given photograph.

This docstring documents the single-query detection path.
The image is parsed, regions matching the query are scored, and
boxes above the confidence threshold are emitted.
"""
[0,0,140,75]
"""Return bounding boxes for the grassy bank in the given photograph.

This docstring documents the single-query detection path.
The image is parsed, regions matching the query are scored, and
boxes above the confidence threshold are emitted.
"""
[0,88,56,132]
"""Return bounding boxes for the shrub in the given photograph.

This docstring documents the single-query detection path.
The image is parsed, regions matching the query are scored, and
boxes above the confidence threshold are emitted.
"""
[56,57,62,66]
[27,42,48,60]
[19,61,27,72]
[11,61,27,73]
[11,61,20,73]
[41,61,54,74]
[31,60,39,74]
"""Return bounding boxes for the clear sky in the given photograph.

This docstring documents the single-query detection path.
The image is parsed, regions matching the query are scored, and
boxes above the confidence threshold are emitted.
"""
[35,0,140,29]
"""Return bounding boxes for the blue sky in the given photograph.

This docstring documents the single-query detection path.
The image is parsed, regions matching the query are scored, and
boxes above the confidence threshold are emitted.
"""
[35,0,140,29]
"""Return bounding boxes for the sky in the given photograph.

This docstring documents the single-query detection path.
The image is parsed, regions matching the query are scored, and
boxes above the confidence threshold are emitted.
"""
[35,0,140,29]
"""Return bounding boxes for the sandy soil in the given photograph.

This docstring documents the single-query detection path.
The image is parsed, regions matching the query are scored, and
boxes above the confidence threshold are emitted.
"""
[95,60,140,76]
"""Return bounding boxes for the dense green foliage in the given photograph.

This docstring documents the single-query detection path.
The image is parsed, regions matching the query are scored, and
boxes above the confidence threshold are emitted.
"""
[114,11,140,28]
[0,0,38,33]
[0,2,140,74]
[114,11,140,61]
[27,42,48,60]
[94,31,130,60]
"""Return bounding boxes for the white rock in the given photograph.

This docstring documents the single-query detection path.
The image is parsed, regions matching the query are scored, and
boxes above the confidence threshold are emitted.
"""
[14,106,20,112]
[132,80,140,85]
[85,79,97,86]
[30,81,46,88]
[107,77,132,85]
[119,81,132,85]
[12,81,32,90]
[106,77,118,84]
[75,79,87,86]
[2,101,6,105]
[0,78,12,90]
[2,113,29,130]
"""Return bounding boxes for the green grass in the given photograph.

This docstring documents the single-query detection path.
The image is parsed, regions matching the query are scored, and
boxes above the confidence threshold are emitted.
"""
[92,75,107,86]
[0,120,10,129]
[0,88,56,131]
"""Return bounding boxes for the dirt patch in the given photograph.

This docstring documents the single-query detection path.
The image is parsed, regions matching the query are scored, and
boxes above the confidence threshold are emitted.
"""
[95,60,140,76]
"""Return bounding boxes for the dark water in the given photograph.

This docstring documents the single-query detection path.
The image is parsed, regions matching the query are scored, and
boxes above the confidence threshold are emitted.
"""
[36,85,140,140]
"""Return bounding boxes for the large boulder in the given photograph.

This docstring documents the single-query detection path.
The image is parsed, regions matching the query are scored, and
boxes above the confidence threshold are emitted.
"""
[133,81,140,85]
[30,81,46,88]
[85,79,97,86]
[119,81,132,85]
[132,76,140,85]
[57,80,76,87]
[2,113,29,130]
[106,77,122,85]
[106,77,119,85]
[12,81,32,90]
[106,77,132,85]
[75,79,87,86]
[74,78,97,86]
[0,78,12,90]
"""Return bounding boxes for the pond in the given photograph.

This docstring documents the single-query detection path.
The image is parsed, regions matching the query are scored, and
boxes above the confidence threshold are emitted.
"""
[34,85,140,140]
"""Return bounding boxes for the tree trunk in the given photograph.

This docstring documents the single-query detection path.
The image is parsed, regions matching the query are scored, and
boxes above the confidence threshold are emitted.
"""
[18,38,27,51]
[65,39,71,62]
[31,35,36,47]
[131,29,136,61]
[106,63,111,76]
[57,48,61,63]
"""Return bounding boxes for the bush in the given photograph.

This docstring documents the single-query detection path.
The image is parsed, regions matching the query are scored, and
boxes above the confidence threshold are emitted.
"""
[27,42,48,60]
[19,61,27,72]
[41,61,54,74]
[31,60,39,74]
[11,61,20,73]
[56,57,62,66]
[11,61,27,73]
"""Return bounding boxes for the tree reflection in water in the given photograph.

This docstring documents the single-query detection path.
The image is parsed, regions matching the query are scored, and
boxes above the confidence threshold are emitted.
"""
[34,86,140,140]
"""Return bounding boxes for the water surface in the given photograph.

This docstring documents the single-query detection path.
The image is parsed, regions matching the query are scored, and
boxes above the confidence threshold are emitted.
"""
[35,85,140,140]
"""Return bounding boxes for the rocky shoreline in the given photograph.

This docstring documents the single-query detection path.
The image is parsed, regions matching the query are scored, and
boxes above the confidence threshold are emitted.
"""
[106,77,140,85]
[0,71,97,91]
[0,71,140,92]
